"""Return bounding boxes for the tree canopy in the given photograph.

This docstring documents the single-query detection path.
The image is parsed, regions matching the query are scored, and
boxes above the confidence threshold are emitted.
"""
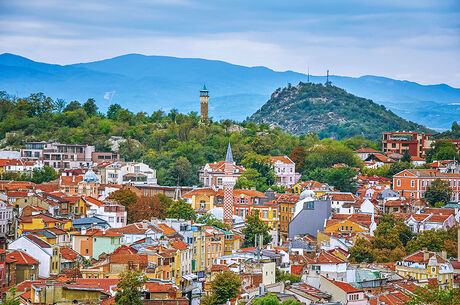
[114,270,148,305]
[242,211,272,248]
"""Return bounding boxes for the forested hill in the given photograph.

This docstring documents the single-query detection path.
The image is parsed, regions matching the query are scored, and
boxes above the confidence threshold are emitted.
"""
[248,83,433,140]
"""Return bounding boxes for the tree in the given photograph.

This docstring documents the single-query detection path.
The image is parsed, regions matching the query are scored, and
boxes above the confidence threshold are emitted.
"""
[63,100,82,112]
[209,271,241,304]
[114,270,148,305]
[289,146,306,172]
[401,150,412,162]
[253,294,301,305]
[108,189,138,207]
[166,199,196,221]
[425,178,452,206]
[168,156,193,186]
[54,98,66,113]
[0,287,20,305]
[309,167,357,192]
[275,268,301,284]
[83,98,98,116]
[31,166,59,183]
[129,195,171,222]
[107,103,122,120]
[349,237,374,263]
[425,139,460,163]
[386,161,412,178]
[242,212,272,248]
[406,227,458,257]
[118,139,145,162]
[407,285,460,305]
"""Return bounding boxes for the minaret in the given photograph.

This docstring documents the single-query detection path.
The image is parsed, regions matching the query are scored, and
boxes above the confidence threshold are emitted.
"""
[200,84,209,120]
[223,142,236,228]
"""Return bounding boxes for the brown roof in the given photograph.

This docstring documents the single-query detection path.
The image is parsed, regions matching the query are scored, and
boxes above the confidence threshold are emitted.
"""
[24,234,51,248]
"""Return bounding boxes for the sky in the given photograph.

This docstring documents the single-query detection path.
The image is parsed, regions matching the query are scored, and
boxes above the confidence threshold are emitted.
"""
[1,0,459,87]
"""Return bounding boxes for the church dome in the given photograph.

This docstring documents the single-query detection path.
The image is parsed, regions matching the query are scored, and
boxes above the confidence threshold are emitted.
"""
[299,189,316,200]
[83,169,99,183]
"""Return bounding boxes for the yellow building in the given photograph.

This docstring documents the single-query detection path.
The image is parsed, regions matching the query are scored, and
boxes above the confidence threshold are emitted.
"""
[324,218,368,234]
[30,281,102,304]
[18,213,72,235]
[182,188,217,212]
[251,201,279,229]
[204,226,225,271]
[396,250,454,288]
[192,224,207,274]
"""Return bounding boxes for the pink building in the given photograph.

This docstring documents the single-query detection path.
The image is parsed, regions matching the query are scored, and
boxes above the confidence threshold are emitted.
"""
[269,156,301,188]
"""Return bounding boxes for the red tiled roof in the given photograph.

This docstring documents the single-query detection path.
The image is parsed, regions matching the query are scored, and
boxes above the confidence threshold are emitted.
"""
[60,247,80,262]
[327,193,357,202]
[372,154,394,163]
[307,251,345,264]
[170,238,188,251]
[83,196,104,207]
[403,250,446,264]
[322,276,363,293]
[35,183,59,193]
[269,156,294,164]
[6,250,39,264]
[157,223,177,236]
[112,223,149,234]
[291,265,303,275]
[60,175,84,186]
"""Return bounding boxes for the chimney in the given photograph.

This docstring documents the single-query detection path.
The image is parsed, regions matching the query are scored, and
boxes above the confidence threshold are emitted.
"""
[422,248,429,261]
[441,250,447,260]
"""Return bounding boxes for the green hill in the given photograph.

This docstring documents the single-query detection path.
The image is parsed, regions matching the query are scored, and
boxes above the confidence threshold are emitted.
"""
[248,82,433,140]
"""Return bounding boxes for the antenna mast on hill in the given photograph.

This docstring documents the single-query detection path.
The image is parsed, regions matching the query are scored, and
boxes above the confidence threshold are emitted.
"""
[307,66,310,83]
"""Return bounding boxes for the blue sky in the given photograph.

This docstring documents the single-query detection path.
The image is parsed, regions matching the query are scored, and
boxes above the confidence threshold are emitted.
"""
[1,0,459,86]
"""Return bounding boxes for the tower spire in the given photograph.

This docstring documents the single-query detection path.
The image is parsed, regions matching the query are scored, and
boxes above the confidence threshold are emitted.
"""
[225,142,233,163]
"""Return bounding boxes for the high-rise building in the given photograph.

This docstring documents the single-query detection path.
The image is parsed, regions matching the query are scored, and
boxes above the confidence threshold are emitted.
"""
[223,143,236,228]
[200,85,209,119]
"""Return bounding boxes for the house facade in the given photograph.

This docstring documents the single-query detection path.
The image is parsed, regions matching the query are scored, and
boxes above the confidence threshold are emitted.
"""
[269,156,301,188]
[393,169,460,201]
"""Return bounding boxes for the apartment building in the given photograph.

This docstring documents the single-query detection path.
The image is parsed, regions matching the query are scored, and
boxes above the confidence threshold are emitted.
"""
[21,141,95,170]
[382,132,433,158]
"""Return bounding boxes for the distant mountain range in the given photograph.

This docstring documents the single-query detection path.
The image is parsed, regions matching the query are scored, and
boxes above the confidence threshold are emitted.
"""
[249,83,432,140]
[0,53,459,130]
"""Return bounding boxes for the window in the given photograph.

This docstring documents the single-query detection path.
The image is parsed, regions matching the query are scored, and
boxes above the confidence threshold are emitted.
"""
[273,210,276,218]
[396,179,401,187]
[263,210,268,218]
[411,180,415,187]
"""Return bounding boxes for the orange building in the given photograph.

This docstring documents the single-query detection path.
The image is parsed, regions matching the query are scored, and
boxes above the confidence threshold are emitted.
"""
[278,193,300,241]
[393,169,460,201]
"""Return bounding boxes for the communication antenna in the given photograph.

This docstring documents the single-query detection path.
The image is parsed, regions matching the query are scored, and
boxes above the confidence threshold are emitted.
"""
[307,66,310,83]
